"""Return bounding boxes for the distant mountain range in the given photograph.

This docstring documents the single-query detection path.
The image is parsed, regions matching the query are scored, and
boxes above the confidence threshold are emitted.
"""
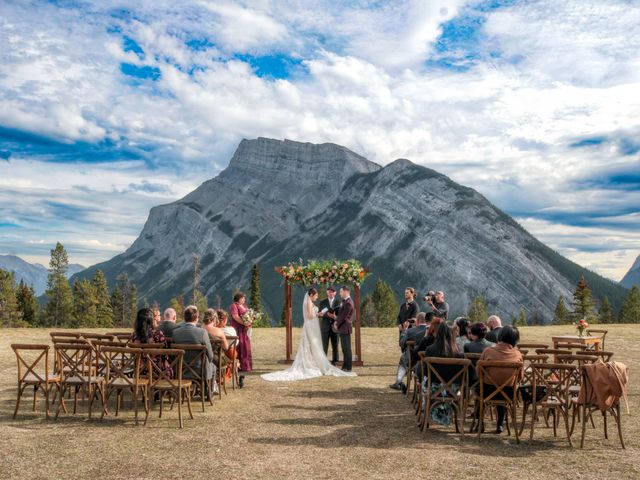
[0,254,85,295]
[72,138,629,324]
[621,255,640,289]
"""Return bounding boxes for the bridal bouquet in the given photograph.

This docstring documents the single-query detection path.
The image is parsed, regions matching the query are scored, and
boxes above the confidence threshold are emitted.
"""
[243,308,258,338]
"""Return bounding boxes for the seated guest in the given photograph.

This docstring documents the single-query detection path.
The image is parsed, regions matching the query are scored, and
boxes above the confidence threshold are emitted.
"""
[485,315,503,343]
[420,322,464,425]
[454,317,471,352]
[390,312,428,392]
[477,325,523,434]
[157,307,178,337]
[152,306,162,329]
[172,306,216,392]
[217,309,237,337]
[411,314,441,376]
[129,307,172,377]
[202,308,229,351]
[464,322,495,354]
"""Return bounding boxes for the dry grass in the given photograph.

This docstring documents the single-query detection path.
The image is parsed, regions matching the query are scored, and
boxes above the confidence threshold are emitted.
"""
[0,325,638,480]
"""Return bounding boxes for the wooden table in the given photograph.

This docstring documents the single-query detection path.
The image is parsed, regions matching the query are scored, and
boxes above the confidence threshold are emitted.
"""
[551,335,601,351]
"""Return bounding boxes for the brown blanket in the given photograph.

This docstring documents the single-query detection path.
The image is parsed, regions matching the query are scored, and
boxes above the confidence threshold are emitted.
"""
[577,361,629,413]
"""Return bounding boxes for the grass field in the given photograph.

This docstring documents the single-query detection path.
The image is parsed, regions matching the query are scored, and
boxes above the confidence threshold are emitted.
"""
[0,325,637,480]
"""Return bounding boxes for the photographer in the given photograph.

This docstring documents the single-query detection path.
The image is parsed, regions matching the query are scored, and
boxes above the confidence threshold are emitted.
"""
[396,287,419,337]
[424,290,449,320]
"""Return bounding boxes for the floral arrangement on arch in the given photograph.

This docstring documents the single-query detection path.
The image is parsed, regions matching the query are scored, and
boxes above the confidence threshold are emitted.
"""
[279,259,370,287]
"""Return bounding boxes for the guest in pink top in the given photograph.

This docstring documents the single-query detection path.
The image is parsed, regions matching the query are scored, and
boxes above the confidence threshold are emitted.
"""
[230,291,252,387]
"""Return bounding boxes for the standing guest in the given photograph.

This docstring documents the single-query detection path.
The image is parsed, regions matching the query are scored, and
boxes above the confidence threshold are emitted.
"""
[230,292,252,387]
[157,307,178,337]
[426,290,449,320]
[464,323,495,354]
[454,317,471,352]
[129,307,172,377]
[172,306,216,392]
[319,286,340,365]
[390,312,428,392]
[485,315,503,344]
[477,325,523,434]
[396,287,419,338]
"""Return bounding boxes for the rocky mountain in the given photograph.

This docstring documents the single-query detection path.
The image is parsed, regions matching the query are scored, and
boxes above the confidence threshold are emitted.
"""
[621,255,640,288]
[73,137,628,324]
[0,254,85,295]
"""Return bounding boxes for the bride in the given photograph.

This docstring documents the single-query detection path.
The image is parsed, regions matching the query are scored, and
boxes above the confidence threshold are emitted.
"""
[262,287,357,381]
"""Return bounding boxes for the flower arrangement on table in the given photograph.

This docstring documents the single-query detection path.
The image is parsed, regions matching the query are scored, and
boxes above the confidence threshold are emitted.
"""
[574,318,589,337]
[279,259,369,287]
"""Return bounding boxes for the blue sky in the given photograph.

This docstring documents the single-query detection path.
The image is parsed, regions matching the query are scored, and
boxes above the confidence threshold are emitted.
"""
[0,0,639,280]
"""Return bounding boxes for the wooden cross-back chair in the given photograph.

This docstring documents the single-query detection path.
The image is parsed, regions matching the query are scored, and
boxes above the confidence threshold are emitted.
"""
[518,343,548,350]
[143,348,193,428]
[571,365,625,449]
[517,354,549,435]
[422,357,470,437]
[49,331,82,340]
[106,332,133,343]
[226,336,239,390]
[578,351,614,362]
[585,329,608,350]
[475,360,523,443]
[54,343,105,419]
[172,343,213,411]
[414,351,426,419]
[463,352,481,417]
[100,346,148,425]
[527,363,576,446]
[11,344,64,419]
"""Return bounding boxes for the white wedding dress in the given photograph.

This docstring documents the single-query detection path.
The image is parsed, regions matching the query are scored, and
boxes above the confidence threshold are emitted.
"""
[261,293,357,381]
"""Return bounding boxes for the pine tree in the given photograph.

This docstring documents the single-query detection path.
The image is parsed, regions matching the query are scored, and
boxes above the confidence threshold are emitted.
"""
[513,308,526,327]
[92,270,113,327]
[618,285,640,323]
[572,276,596,323]
[16,280,39,326]
[468,296,488,323]
[598,296,614,324]
[72,279,98,327]
[44,242,74,327]
[169,296,185,321]
[371,279,399,327]
[0,269,22,327]
[553,296,571,325]
[250,264,262,312]
[191,254,208,313]
[111,273,138,327]
[360,294,376,327]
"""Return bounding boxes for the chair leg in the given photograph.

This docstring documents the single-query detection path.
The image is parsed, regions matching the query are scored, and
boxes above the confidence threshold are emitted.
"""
[143,388,151,426]
[561,408,572,447]
[512,404,520,444]
[613,405,625,449]
[13,384,28,419]
[178,388,183,429]
[44,384,50,419]
[33,385,38,412]
[186,387,194,420]
[519,402,529,436]
[478,402,484,441]
[133,388,139,426]
[580,405,588,448]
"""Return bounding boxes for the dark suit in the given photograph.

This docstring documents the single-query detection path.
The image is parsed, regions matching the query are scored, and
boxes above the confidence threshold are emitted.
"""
[400,324,427,368]
[171,323,215,380]
[335,296,354,371]
[319,296,340,363]
[463,338,495,354]
[485,327,503,344]
[157,320,177,337]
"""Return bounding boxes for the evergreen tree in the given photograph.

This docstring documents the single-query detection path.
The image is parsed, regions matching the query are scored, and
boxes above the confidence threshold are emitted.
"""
[468,296,488,323]
[553,296,571,325]
[360,294,376,327]
[191,254,208,314]
[193,289,208,314]
[618,285,640,323]
[0,269,22,327]
[72,279,98,327]
[16,280,38,326]
[572,276,597,323]
[598,296,614,324]
[92,270,113,327]
[44,242,74,327]
[111,273,138,327]
[371,279,399,327]
[250,263,262,312]
[513,308,527,327]
[169,295,185,321]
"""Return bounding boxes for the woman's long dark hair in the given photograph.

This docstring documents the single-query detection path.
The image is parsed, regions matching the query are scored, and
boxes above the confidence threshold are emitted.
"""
[135,307,154,343]
[455,317,470,338]
[434,322,456,357]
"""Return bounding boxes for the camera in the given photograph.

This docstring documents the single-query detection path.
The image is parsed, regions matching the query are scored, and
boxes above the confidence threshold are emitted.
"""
[423,290,436,303]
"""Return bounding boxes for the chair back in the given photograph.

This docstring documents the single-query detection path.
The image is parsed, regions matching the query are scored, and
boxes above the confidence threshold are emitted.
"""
[476,360,523,405]
[530,363,575,407]
[171,344,207,381]
[578,350,614,362]
[424,357,470,400]
[105,332,133,342]
[11,344,51,384]
[535,348,572,356]
[101,346,143,389]
[144,348,185,390]
[54,343,95,383]
[555,342,587,351]
[518,343,548,350]
[80,333,116,342]
[586,329,607,349]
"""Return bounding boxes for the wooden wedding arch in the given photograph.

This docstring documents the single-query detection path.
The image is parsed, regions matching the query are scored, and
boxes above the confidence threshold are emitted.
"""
[275,260,370,367]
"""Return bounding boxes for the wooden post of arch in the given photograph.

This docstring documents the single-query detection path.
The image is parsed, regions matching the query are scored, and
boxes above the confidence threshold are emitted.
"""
[354,283,363,366]
[284,278,293,363]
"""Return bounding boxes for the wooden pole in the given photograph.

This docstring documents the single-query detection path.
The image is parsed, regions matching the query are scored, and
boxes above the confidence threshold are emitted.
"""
[285,279,293,363]
[354,283,363,366]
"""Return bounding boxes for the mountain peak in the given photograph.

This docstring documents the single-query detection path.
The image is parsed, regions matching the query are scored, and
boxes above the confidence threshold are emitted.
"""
[621,254,640,288]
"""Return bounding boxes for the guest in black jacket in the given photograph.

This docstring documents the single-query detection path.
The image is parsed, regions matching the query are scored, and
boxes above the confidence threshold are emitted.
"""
[396,287,419,338]
[390,312,427,392]
[464,322,495,354]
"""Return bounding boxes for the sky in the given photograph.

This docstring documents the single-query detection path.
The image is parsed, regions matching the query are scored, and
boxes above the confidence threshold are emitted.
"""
[0,0,639,281]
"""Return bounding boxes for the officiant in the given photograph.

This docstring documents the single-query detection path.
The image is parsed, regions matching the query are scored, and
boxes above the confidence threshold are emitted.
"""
[319,286,340,365]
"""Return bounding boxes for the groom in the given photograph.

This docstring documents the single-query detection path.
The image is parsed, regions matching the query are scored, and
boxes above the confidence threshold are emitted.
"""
[329,285,354,372]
